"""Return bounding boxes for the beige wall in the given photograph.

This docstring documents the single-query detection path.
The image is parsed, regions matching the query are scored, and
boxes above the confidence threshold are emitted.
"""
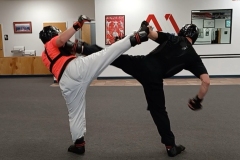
[0,0,95,57]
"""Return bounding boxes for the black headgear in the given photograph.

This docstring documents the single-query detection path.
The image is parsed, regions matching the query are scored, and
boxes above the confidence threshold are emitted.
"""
[178,24,199,44]
[39,26,61,44]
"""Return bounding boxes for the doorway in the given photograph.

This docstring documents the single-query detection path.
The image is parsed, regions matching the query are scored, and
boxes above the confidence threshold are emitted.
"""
[43,22,67,32]
[0,24,4,57]
[75,22,96,45]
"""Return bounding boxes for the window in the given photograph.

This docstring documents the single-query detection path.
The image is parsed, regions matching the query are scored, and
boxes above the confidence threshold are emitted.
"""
[191,9,233,44]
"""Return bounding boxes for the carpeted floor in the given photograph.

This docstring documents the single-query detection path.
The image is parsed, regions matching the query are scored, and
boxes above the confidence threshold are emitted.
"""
[0,77,240,160]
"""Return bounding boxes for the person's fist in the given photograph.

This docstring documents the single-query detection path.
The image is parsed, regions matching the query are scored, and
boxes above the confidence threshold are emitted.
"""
[188,95,203,111]
[73,15,91,31]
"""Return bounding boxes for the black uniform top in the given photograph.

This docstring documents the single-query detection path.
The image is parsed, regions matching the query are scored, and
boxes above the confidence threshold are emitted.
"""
[146,32,208,78]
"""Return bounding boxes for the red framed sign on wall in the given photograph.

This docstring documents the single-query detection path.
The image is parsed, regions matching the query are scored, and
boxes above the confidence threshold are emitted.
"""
[105,15,125,45]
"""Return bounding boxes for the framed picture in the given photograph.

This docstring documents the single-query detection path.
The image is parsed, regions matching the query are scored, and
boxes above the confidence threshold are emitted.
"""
[203,19,215,28]
[105,15,125,45]
[13,21,32,33]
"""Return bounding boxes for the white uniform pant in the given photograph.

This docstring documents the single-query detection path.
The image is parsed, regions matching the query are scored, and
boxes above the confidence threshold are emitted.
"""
[59,35,131,142]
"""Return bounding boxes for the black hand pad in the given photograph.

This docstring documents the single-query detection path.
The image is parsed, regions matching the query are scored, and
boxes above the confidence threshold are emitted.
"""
[188,96,203,111]
[137,20,150,34]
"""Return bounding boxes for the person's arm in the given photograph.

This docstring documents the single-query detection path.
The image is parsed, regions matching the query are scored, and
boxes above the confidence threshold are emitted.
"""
[56,28,77,47]
[138,21,171,44]
[185,57,210,110]
[148,26,158,40]
[197,73,210,99]
[188,73,210,111]
[147,26,175,44]
[55,15,91,47]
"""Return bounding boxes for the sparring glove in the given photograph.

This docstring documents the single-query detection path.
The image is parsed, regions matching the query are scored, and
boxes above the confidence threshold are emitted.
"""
[188,95,203,111]
[137,20,150,34]
[73,15,91,31]
[130,31,148,46]
[62,40,84,54]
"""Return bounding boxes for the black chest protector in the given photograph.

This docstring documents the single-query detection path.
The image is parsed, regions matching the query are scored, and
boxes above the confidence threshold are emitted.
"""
[148,37,191,78]
[44,40,81,73]
[60,40,83,56]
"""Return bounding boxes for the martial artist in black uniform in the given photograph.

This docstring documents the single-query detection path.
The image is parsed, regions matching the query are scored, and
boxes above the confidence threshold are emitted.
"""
[82,22,210,157]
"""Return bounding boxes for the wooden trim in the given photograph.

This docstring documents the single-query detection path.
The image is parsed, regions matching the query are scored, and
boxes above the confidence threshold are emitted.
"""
[0,56,51,75]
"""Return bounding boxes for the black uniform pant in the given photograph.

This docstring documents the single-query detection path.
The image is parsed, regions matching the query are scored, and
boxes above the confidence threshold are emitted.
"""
[111,55,175,146]
[82,44,176,146]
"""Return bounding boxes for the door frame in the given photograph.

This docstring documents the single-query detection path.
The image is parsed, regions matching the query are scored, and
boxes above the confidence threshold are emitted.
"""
[0,24,5,57]
[78,21,96,44]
